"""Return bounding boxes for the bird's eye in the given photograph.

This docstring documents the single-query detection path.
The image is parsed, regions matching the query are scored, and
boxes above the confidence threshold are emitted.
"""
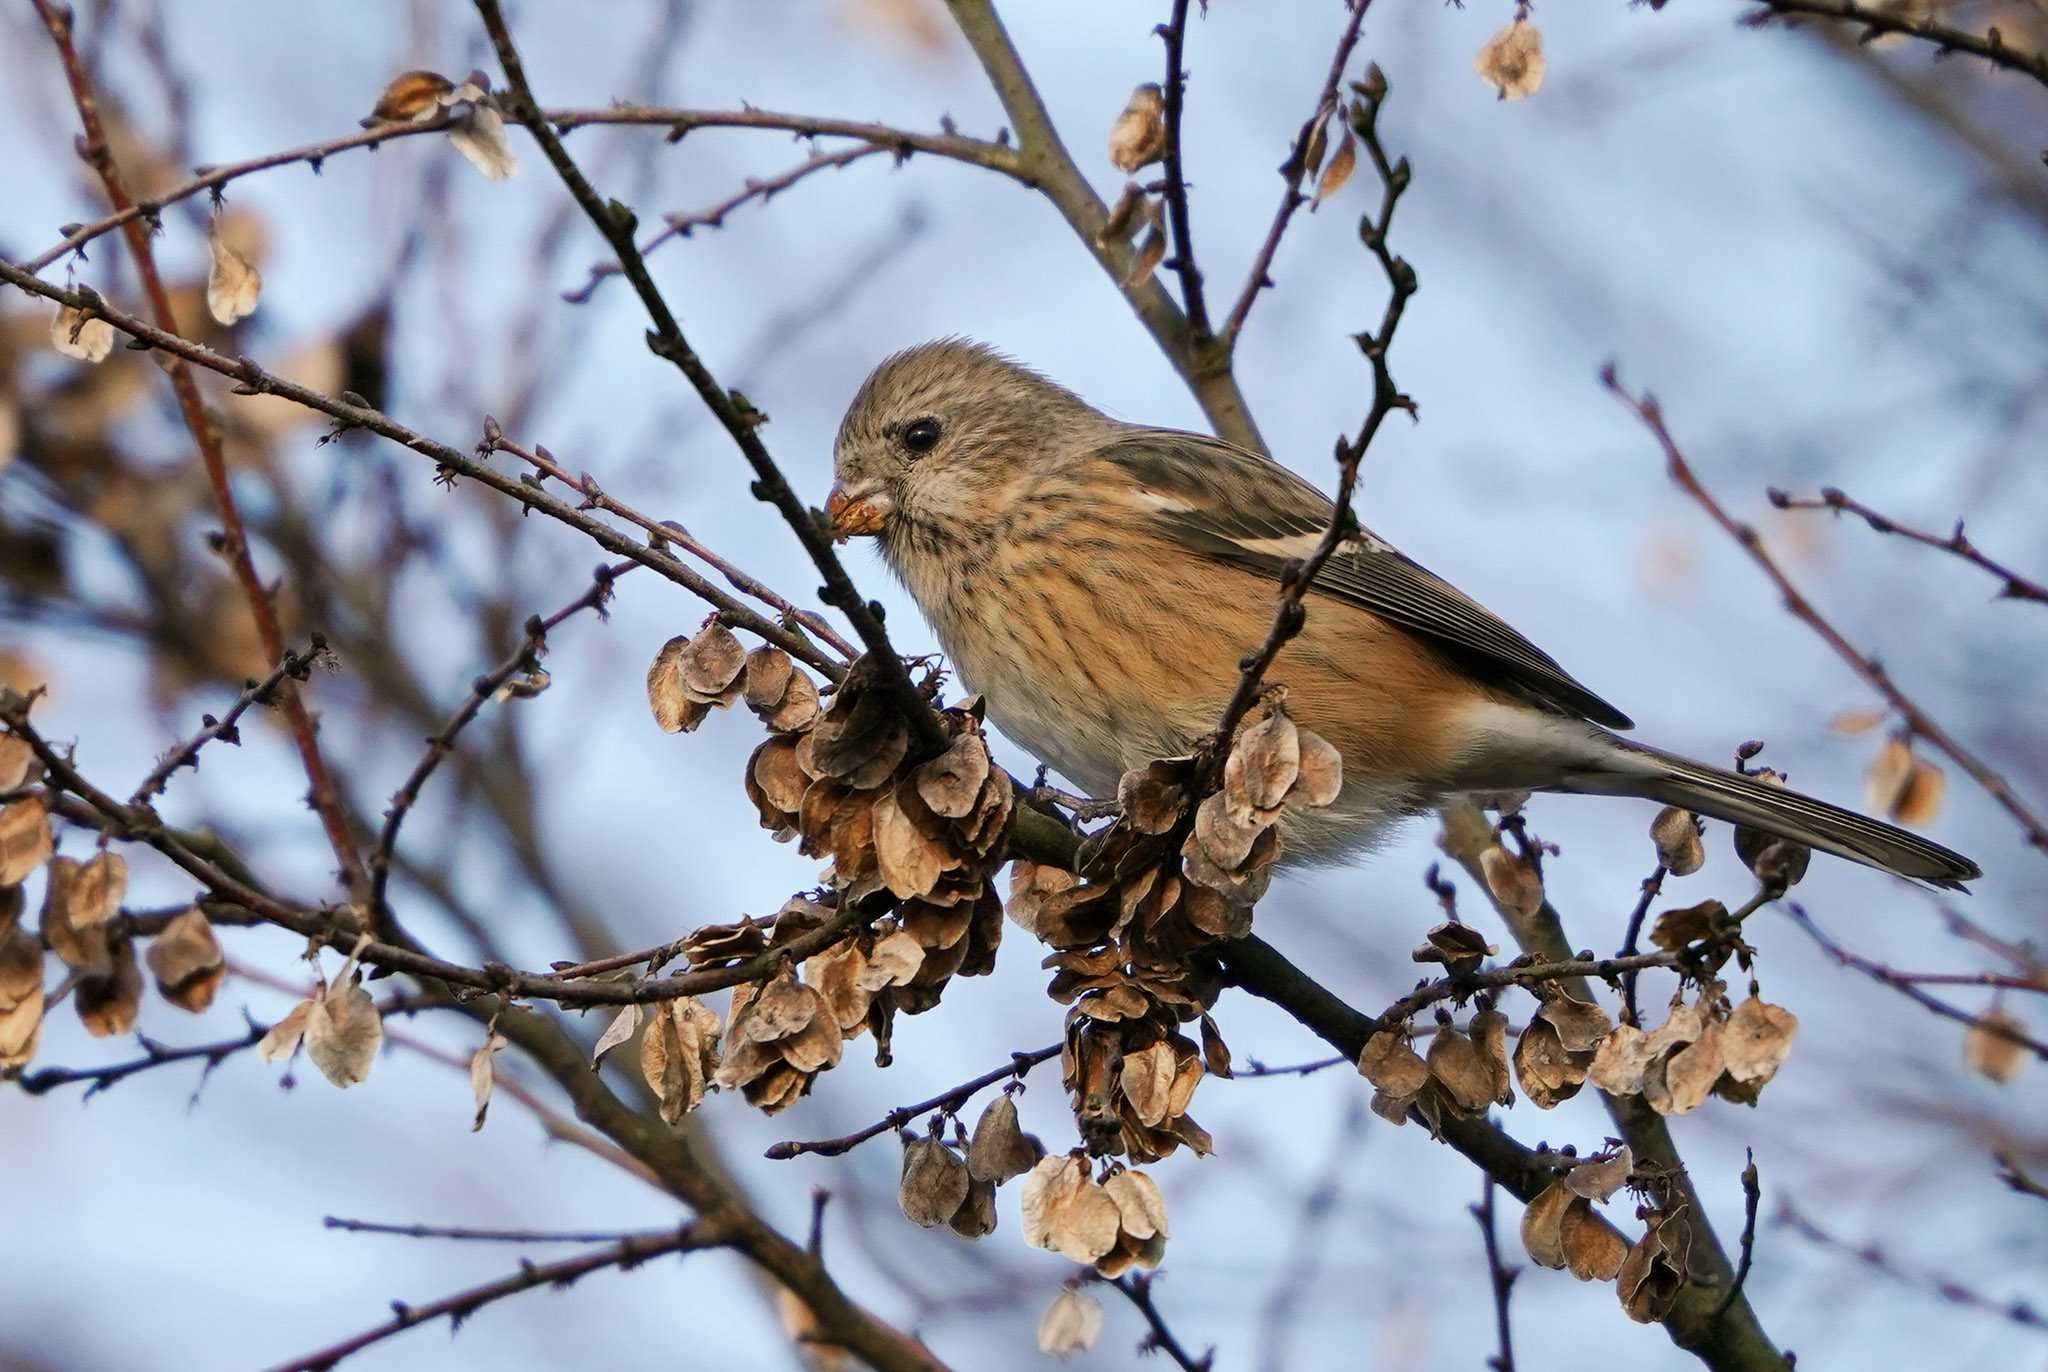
[902,417,942,456]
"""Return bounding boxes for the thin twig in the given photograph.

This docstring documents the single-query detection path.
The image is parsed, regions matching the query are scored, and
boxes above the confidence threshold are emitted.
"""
[32,1,373,908]
[1154,0,1210,339]
[1206,73,1416,757]
[1996,1152,2048,1204]
[0,261,844,679]
[567,143,890,303]
[1775,1197,2047,1332]
[1470,1177,1519,1372]
[262,1221,734,1372]
[323,1218,669,1244]
[128,638,333,805]
[1767,486,2048,606]
[1781,903,2048,1059]
[1715,1150,1762,1320]
[1233,1054,1347,1078]
[15,1015,267,1098]
[764,1044,1060,1160]
[1220,0,1371,346]
[1743,1,2048,90]
[369,561,632,915]
[1619,864,1668,1025]
[1109,1273,1211,1372]
[485,431,855,659]
[1606,368,2048,854]
[475,0,947,758]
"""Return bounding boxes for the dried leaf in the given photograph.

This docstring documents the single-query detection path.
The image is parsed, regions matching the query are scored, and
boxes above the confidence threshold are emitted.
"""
[679,620,747,700]
[1311,129,1357,207]
[75,935,141,1037]
[1520,1183,1574,1269]
[1426,1029,1496,1115]
[1965,1007,2028,1084]
[1721,997,1797,1087]
[365,69,454,124]
[448,103,519,181]
[1230,710,1301,813]
[0,736,34,791]
[1288,728,1343,808]
[1512,1016,1587,1109]
[1864,737,1915,815]
[305,977,382,1087]
[1125,225,1168,288]
[967,1092,1044,1184]
[0,923,44,1068]
[898,1136,972,1228]
[872,786,945,900]
[1107,83,1166,172]
[256,1000,312,1063]
[1036,1287,1103,1357]
[950,1177,999,1239]
[0,796,53,886]
[1020,1154,1121,1263]
[1895,759,1946,827]
[1650,806,1704,876]
[1536,992,1614,1053]
[590,1003,640,1068]
[1474,20,1546,101]
[1480,844,1544,918]
[1648,1019,1724,1116]
[1472,1008,1516,1106]
[469,1032,507,1131]
[647,636,707,734]
[206,223,262,325]
[1561,1202,1629,1282]
[914,733,991,819]
[144,908,225,1012]
[50,305,114,364]
[743,646,794,712]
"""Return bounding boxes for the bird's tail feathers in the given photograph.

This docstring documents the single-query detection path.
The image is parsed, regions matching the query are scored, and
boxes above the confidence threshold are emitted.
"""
[1561,742,1980,890]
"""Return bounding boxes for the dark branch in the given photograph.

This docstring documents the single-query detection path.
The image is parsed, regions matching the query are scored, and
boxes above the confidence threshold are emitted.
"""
[1767,486,2048,606]
[765,1044,1060,1159]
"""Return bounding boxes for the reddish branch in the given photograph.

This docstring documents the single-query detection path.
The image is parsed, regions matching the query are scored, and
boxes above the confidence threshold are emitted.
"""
[32,1,372,907]
[1220,0,1373,346]
[1782,903,2048,1058]
[1767,486,2048,606]
[1606,369,2048,853]
[128,638,334,805]
[0,262,844,678]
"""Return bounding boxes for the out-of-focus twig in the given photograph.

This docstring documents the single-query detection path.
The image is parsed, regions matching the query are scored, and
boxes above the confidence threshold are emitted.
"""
[1743,1,2048,91]
[1471,1177,1519,1372]
[1110,1272,1211,1372]
[1768,486,2048,606]
[1607,368,2048,854]
[1775,1197,2048,1332]
[31,0,374,909]
[1782,903,2048,1058]
[1221,0,1372,346]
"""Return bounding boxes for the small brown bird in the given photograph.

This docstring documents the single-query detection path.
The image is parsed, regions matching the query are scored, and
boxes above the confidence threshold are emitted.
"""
[826,339,1980,889]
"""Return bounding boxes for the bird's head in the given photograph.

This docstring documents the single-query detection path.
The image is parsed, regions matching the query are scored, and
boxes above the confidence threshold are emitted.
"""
[827,338,1096,554]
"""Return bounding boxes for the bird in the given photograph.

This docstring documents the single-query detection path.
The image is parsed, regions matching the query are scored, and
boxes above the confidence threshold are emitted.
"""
[824,339,1980,890]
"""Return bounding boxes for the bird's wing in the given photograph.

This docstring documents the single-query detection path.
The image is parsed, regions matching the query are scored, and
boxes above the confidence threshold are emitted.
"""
[1093,428,1635,730]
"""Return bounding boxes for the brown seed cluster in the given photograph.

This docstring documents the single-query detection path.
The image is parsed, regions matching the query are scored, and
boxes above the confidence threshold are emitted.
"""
[1020,1152,1170,1276]
[1011,704,1341,1161]
[640,646,1016,1117]
[1590,988,1797,1114]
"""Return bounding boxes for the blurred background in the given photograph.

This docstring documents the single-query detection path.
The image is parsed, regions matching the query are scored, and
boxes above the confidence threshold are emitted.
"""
[1,1,2043,1368]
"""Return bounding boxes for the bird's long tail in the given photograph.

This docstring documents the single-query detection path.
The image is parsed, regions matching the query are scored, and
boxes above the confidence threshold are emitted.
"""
[1561,742,1981,890]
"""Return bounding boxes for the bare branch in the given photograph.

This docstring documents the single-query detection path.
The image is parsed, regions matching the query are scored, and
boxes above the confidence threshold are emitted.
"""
[1109,1272,1211,1372]
[1470,1177,1519,1372]
[1154,0,1211,339]
[1220,0,1373,346]
[1606,368,2048,854]
[1743,1,2048,90]
[1767,486,2048,607]
[765,1044,1060,1160]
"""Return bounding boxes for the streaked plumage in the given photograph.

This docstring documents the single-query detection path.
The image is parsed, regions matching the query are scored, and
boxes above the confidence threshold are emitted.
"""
[827,339,1980,889]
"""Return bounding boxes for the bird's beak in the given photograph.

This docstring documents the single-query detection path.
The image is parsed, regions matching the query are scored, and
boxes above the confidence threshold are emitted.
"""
[825,480,892,540]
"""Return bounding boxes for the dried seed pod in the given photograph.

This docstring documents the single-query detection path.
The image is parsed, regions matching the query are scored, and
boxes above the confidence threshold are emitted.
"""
[640,996,722,1124]
[1020,1153,1122,1264]
[1474,20,1545,101]
[1732,770,1810,888]
[1036,1287,1104,1356]
[0,923,44,1069]
[144,908,225,1012]
[206,221,262,326]
[898,1135,972,1228]
[1413,920,1494,975]
[0,796,53,887]
[1650,805,1704,876]
[1512,1016,1590,1109]
[1107,83,1166,173]
[967,1092,1044,1184]
[1964,1007,2027,1084]
[75,934,142,1037]
[364,69,454,125]
[1480,843,1544,918]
